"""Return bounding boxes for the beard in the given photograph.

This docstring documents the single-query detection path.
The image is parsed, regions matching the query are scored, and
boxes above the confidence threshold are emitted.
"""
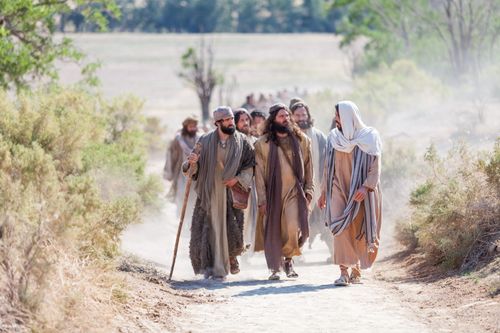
[220,124,236,135]
[237,126,250,135]
[336,122,343,133]
[182,127,198,138]
[297,120,311,130]
[271,121,291,134]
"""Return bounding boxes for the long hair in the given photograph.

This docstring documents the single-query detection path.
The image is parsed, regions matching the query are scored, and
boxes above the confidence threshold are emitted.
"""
[181,123,198,137]
[263,103,303,145]
[234,108,252,126]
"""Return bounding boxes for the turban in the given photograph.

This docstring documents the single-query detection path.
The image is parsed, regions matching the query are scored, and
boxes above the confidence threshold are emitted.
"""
[213,106,234,121]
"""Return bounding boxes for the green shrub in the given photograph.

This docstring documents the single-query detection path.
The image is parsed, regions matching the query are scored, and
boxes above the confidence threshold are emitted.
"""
[480,139,500,196]
[396,141,500,270]
[144,116,167,153]
[0,87,160,328]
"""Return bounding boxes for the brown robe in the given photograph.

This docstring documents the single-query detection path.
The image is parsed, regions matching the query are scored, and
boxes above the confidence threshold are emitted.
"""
[254,133,314,261]
[163,133,199,218]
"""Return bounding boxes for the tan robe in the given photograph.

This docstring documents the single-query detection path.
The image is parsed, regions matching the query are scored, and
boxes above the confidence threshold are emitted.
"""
[164,134,198,219]
[254,134,314,258]
[324,150,382,269]
[210,146,230,276]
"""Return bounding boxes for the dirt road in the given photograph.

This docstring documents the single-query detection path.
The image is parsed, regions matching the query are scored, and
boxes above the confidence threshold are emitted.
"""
[121,186,432,333]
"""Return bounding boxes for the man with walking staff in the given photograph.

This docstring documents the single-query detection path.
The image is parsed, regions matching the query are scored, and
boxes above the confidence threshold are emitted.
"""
[182,106,255,281]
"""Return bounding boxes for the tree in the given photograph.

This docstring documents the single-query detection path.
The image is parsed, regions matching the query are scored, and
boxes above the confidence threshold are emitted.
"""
[0,0,120,90]
[236,0,260,33]
[330,0,500,77]
[301,0,327,32]
[330,0,421,70]
[178,40,224,124]
[412,0,500,75]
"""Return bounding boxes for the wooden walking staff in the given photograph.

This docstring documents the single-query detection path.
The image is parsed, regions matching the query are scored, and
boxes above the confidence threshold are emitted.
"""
[168,166,195,281]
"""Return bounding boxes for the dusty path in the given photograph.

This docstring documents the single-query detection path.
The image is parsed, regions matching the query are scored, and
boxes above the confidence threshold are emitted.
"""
[121,162,432,332]
[122,208,432,333]
[168,252,431,333]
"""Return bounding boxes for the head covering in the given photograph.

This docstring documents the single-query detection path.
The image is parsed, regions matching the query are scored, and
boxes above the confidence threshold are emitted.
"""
[182,115,198,127]
[289,97,304,110]
[234,108,252,125]
[269,102,288,115]
[328,100,382,156]
[213,106,234,122]
[250,109,267,119]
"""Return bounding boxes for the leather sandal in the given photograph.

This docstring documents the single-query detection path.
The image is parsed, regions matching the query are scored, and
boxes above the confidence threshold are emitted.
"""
[334,275,349,286]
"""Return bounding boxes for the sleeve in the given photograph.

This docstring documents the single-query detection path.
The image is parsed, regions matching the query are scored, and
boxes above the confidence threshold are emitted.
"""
[182,141,201,178]
[163,140,174,180]
[318,132,327,182]
[362,155,381,191]
[303,137,315,199]
[236,167,253,190]
[254,140,267,206]
[321,148,328,195]
[236,139,255,190]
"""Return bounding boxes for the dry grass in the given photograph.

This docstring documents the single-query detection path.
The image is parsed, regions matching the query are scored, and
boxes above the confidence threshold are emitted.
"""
[0,88,161,332]
[396,141,500,270]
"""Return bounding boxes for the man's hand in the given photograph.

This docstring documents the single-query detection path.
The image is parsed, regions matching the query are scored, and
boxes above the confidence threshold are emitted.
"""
[353,186,368,202]
[187,152,199,166]
[259,204,266,216]
[223,178,238,187]
[318,191,326,209]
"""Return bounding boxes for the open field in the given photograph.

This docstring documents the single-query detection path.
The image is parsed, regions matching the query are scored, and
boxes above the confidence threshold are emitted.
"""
[58,33,351,133]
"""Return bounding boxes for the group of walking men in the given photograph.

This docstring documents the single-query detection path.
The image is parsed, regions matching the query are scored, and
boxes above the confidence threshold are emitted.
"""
[164,99,382,285]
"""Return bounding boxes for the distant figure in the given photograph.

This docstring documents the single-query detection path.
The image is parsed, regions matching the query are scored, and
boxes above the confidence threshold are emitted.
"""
[254,103,314,280]
[234,108,258,253]
[319,101,382,286]
[257,93,267,109]
[163,116,200,218]
[290,100,332,260]
[250,110,267,137]
[241,93,256,112]
[267,93,275,105]
[277,89,286,101]
[183,107,255,280]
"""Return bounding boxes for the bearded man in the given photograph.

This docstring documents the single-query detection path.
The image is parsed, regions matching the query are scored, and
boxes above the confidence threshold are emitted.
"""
[254,103,314,280]
[234,108,253,138]
[163,116,200,218]
[250,110,267,137]
[234,108,259,252]
[290,101,333,260]
[183,107,255,280]
[319,101,382,286]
